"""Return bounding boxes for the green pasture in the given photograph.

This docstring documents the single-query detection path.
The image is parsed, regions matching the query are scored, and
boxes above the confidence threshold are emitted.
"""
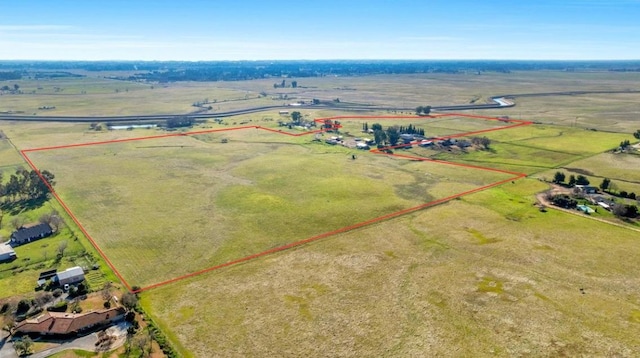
[25,129,514,288]
[0,139,23,168]
[408,124,632,175]
[535,152,640,196]
[141,178,640,357]
[335,115,508,138]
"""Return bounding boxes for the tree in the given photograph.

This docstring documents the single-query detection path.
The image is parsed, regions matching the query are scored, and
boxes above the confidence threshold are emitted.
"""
[16,299,31,314]
[416,106,431,115]
[568,175,577,187]
[14,336,33,356]
[57,240,68,258]
[166,117,194,128]
[471,136,491,150]
[13,84,19,92]
[551,194,577,209]
[576,175,590,186]
[121,292,139,310]
[553,171,566,184]
[600,178,611,191]
[634,130,640,140]
[386,126,400,146]
[290,111,302,123]
[291,81,297,88]
[10,216,24,230]
[101,282,114,302]
[373,129,387,146]
[620,139,631,149]
[613,204,639,218]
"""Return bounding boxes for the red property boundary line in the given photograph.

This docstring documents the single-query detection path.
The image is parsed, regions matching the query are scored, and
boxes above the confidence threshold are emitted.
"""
[20,113,532,293]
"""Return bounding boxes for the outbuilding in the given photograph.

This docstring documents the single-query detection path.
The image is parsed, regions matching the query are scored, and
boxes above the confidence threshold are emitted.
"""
[55,266,85,286]
[0,243,17,262]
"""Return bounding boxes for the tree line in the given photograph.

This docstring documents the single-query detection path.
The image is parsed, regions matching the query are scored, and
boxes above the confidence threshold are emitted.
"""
[0,168,55,203]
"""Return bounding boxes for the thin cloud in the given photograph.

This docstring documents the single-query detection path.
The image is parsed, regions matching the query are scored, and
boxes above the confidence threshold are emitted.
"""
[0,25,75,31]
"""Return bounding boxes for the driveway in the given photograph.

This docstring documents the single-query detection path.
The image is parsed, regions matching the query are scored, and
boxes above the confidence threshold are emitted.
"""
[0,331,18,358]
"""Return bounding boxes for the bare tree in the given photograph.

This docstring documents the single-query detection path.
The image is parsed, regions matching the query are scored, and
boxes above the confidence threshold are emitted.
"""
[57,240,68,257]
[39,212,53,225]
[10,216,24,230]
[133,331,152,357]
[101,282,114,302]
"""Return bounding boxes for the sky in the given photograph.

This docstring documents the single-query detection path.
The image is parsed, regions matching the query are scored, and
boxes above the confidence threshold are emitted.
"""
[1,0,639,61]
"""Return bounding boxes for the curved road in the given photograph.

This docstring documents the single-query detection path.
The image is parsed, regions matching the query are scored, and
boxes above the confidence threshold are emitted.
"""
[0,89,638,123]
[0,96,514,123]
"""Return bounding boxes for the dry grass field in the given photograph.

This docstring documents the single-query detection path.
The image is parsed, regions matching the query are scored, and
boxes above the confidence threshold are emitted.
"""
[141,179,640,357]
[2,70,640,357]
[24,125,514,289]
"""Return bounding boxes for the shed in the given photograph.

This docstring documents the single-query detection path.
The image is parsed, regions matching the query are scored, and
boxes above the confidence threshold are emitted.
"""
[0,243,17,262]
[10,223,53,247]
[55,266,85,286]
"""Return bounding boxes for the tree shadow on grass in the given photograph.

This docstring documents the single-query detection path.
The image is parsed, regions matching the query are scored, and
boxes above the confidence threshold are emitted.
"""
[1,196,49,216]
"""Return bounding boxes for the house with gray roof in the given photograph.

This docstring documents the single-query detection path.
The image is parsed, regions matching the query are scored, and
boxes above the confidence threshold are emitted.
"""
[10,222,53,247]
[55,266,85,286]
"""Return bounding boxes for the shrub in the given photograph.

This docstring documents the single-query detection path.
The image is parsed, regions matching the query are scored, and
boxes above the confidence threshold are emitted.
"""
[47,301,68,312]
[16,300,31,315]
[52,288,63,298]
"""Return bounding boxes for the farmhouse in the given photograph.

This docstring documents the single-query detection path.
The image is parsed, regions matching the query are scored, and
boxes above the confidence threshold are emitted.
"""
[10,222,53,247]
[55,266,85,286]
[14,306,126,337]
[575,185,598,195]
[0,243,17,262]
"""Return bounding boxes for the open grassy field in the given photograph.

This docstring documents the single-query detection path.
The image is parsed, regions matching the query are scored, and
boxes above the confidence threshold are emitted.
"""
[141,179,640,357]
[0,138,24,168]
[537,152,640,196]
[25,126,515,289]
[419,125,632,175]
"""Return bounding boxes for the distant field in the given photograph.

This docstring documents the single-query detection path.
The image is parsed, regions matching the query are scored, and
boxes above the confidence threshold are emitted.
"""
[3,71,640,132]
[25,123,517,289]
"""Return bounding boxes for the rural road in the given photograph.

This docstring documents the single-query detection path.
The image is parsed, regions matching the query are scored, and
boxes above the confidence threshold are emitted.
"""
[1,89,638,123]
[0,94,518,123]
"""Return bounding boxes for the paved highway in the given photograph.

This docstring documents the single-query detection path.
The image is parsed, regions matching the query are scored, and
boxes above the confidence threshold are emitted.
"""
[0,89,637,123]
